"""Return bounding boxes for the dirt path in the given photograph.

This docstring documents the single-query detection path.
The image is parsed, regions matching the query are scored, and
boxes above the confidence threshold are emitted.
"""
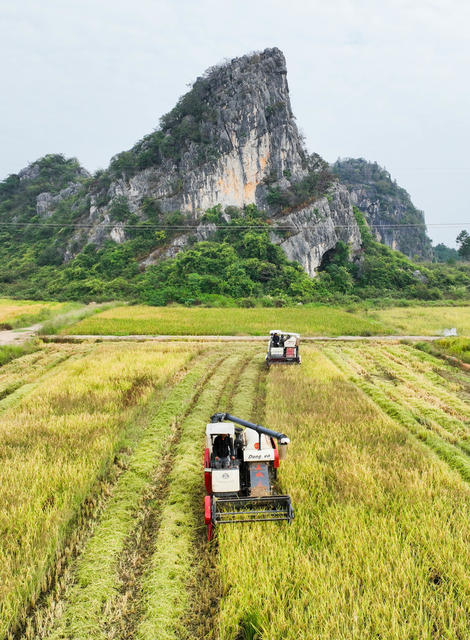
[43,333,441,343]
[0,304,103,346]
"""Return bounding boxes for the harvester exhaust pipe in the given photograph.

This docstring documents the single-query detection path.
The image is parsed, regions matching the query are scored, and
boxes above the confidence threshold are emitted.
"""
[210,412,290,446]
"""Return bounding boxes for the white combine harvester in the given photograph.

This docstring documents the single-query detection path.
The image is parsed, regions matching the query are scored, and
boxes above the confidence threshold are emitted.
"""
[204,412,294,540]
[265,330,301,366]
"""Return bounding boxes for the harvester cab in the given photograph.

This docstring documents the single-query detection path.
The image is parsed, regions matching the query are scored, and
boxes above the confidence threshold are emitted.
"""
[204,412,294,540]
[266,330,301,366]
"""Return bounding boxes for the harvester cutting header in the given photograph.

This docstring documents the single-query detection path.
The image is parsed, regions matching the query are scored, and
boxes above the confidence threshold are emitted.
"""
[204,412,294,540]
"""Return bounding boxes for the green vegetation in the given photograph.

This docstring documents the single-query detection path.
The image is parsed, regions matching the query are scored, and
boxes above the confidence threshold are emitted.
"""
[433,242,460,263]
[311,208,470,302]
[0,152,468,306]
[457,230,470,260]
[139,205,319,305]
[265,154,334,212]
[415,337,470,364]
[0,342,40,367]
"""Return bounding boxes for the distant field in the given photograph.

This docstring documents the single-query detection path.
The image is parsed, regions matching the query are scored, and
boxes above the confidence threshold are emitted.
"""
[371,305,470,336]
[61,305,392,336]
[0,299,78,329]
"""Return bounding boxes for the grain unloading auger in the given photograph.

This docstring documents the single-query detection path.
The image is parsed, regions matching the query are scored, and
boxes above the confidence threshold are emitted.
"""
[204,412,294,540]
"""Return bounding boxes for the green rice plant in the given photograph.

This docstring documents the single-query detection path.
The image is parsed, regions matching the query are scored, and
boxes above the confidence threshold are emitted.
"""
[60,305,391,337]
[0,342,197,638]
[215,346,470,639]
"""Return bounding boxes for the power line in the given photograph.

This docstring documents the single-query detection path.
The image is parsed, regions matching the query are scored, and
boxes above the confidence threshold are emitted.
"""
[0,222,468,230]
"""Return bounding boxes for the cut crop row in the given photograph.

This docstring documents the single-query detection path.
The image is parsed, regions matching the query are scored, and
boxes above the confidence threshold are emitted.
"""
[135,346,260,640]
[323,344,470,482]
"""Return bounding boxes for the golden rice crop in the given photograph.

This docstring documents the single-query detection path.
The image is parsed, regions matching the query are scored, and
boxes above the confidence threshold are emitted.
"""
[216,345,470,639]
[0,342,198,638]
[60,304,391,337]
[43,347,228,640]
[0,344,91,410]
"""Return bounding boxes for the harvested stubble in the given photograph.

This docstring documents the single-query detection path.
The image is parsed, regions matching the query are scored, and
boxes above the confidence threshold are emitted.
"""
[136,346,260,640]
[216,346,470,639]
[183,352,265,640]
[0,342,197,638]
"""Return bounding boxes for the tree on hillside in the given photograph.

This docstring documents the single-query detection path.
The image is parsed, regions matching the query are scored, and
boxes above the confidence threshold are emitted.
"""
[457,231,470,260]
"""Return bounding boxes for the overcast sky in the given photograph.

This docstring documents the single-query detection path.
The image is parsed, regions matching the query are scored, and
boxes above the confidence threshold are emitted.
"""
[1,0,469,246]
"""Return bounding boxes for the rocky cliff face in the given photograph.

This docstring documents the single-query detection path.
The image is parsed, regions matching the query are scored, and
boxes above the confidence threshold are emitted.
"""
[270,183,361,276]
[25,48,360,275]
[332,158,433,260]
[11,50,441,280]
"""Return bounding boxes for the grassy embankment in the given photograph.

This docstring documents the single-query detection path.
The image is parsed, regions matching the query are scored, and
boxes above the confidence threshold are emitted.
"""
[60,305,392,337]
[215,346,470,639]
[0,342,199,638]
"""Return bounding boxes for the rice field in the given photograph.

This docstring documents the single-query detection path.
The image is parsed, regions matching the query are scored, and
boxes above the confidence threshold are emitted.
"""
[371,305,470,336]
[1,338,470,639]
[59,304,391,337]
[0,299,78,330]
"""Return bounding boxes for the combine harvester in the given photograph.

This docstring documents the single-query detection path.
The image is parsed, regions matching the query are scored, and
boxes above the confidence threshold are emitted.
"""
[204,412,294,540]
[266,330,301,366]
